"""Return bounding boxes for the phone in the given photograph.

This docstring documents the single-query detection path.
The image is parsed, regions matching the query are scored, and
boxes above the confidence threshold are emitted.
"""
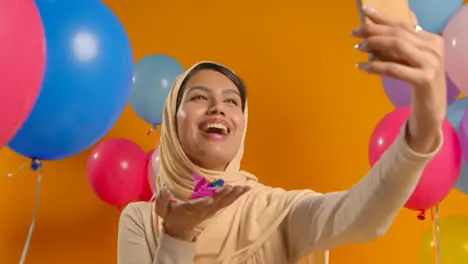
[356,0,414,61]
[356,0,414,25]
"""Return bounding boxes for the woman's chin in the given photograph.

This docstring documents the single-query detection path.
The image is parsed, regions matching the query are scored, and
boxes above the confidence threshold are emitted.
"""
[194,151,232,171]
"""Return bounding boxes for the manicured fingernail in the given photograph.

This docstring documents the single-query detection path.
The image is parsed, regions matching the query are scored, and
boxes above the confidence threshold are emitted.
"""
[363,5,376,13]
[356,63,370,71]
[350,28,362,37]
[162,188,171,199]
[354,42,367,51]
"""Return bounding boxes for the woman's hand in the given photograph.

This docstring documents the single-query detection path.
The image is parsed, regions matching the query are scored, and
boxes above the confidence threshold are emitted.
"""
[353,6,446,153]
[154,185,251,241]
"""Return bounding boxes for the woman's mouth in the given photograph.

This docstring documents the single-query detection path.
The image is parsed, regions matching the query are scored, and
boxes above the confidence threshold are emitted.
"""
[199,119,231,140]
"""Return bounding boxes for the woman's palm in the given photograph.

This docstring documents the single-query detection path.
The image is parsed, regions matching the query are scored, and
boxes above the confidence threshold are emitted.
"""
[155,185,251,240]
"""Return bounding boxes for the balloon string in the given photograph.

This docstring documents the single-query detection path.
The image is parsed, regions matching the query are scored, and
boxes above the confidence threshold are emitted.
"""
[19,163,43,264]
[430,207,439,264]
[4,162,29,178]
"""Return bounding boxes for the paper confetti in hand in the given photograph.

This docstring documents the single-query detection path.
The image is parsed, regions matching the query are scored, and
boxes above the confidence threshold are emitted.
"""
[189,173,224,199]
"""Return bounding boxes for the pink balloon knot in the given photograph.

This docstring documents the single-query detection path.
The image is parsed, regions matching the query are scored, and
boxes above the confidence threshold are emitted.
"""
[417,210,426,220]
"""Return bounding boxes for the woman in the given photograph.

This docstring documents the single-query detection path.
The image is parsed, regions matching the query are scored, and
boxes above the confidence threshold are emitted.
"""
[118,6,446,264]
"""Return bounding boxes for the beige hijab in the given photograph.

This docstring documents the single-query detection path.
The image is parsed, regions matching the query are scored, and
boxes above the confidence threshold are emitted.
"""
[154,61,318,263]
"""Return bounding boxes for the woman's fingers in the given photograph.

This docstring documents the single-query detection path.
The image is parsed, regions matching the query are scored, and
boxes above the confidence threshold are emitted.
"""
[361,5,396,26]
[156,185,253,230]
[214,185,233,200]
[352,23,425,42]
[155,187,171,217]
[352,7,444,88]
[186,196,214,212]
[352,20,433,44]
[351,23,391,38]
[357,60,426,85]
[356,36,427,67]
[214,185,250,209]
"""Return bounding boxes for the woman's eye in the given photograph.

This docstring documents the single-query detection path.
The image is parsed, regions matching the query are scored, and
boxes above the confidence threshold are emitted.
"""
[192,95,207,101]
[225,99,238,105]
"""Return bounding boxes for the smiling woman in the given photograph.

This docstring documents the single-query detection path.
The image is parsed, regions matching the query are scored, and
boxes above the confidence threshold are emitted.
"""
[118,35,445,263]
[175,63,247,171]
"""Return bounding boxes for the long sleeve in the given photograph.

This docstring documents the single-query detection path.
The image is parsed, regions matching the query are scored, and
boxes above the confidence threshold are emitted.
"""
[284,123,443,262]
[118,203,196,264]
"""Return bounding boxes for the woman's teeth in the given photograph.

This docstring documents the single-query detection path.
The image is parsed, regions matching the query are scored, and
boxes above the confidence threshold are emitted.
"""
[204,123,228,134]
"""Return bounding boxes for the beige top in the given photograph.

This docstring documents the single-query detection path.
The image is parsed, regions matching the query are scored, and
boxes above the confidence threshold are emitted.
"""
[117,125,442,264]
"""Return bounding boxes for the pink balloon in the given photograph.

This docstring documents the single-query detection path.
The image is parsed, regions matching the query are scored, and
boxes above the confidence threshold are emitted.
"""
[368,107,461,211]
[136,181,153,202]
[444,5,468,95]
[0,0,46,148]
[135,149,155,202]
[148,147,161,194]
[87,139,147,206]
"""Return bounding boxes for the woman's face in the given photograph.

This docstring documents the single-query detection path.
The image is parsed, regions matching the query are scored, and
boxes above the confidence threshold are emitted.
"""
[176,69,245,171]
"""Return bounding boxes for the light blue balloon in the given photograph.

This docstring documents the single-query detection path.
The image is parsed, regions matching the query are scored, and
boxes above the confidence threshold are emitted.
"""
[409,0,463,34]
[130,54,184,125]
[447,98,468,194]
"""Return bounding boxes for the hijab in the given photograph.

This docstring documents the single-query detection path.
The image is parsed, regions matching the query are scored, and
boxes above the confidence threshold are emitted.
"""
[153,61,321,263]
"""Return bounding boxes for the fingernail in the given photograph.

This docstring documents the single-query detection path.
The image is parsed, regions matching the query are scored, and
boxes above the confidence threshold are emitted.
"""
[356,63,370,71]
[354,42,365,51]
[350,28,362,37]
[162,188,171,199]
[363,5,376,13]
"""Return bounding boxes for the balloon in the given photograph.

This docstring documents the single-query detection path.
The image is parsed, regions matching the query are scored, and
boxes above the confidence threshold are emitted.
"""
[130,54,184,125]
[136,181,153,202]
[131,150,154,202]
[87,139,147,206]
[445,6,468,95]
[447,98,468,194]
[368,107,461,211]
[8,0,133,160]
[457,109,468,163]
[0,0,46,148]
[409,0,463,34]
[418,215,468,263]
[148,147,161,194]
[137,149,155,201]
[382,74,459,108]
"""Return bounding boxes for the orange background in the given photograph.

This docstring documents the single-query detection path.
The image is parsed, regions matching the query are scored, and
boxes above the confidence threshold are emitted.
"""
[1,0,468,263]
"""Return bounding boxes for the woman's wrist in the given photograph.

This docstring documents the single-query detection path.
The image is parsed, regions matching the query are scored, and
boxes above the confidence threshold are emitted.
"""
[407,86,444,153]
[406,115,441,154]
[162,220,196,242]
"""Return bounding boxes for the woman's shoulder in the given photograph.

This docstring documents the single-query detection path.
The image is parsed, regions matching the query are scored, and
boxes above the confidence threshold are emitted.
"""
[119,201,154,227]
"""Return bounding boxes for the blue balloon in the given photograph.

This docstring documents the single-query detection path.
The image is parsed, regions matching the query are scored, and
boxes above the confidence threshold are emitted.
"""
[8,0,133,160]
[130,54,184,125]
[409,0,463,33]
[447,98,468,194]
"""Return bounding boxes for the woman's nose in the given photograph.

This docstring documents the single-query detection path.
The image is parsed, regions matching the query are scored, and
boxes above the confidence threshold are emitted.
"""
[207,102,225,116]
